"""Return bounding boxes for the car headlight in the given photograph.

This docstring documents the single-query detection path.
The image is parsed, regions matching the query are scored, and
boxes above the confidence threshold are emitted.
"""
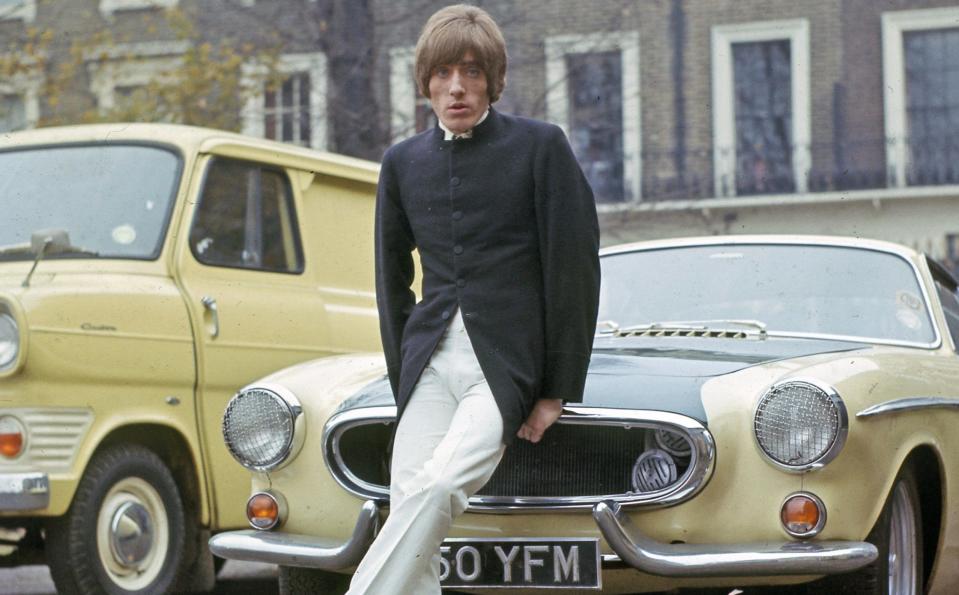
[753,379,848,472]
[0,311,19,371]
[222,385,304,471]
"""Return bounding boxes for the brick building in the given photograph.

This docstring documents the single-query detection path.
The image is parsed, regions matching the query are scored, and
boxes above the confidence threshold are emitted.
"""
[2,0,958,271]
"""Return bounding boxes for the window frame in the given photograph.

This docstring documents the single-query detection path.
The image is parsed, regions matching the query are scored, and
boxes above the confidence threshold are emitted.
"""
[85,41,188,113]
[545,30,641,206]
[98,0,178,18]
[0,56,41,132]
[189,156,305,275]
[241,52,328,150]
[711,19,811,198]
[0,0,36,22]
[882,7,959,189]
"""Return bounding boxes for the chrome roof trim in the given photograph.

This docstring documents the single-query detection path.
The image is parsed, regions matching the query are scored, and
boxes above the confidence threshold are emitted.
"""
[857,397,959,419]
[322,406,716,513]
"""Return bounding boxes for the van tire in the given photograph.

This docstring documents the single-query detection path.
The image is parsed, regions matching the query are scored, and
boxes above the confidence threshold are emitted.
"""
[46,444,191,594]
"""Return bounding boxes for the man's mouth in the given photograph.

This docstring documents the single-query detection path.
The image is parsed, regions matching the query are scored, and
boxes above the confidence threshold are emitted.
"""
[448,103,469,113]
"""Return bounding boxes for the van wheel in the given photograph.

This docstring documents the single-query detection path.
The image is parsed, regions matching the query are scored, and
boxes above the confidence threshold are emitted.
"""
[807,466,923,595]
[278,566,350,595]
[46,444,191,594]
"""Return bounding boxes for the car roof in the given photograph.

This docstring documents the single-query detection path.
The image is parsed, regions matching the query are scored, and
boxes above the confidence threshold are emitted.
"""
[0,122,380,185]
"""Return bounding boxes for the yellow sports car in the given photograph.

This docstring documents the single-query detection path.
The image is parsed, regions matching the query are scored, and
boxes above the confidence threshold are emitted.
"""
[211,235,959,594]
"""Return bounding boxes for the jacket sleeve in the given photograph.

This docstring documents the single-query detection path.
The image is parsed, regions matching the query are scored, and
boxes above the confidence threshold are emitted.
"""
[533,125,601,403]
[374,149,417,398]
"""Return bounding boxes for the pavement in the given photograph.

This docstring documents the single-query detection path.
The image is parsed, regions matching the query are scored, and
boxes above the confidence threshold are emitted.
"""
[0,561,279,594]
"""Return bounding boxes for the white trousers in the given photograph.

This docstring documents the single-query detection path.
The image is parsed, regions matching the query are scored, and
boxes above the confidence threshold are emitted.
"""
[347,310,506,595]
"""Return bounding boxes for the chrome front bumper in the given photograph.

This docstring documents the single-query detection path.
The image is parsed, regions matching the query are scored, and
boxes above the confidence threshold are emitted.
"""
[0,472,49,511]
[209,500,380,570]
[209,499,878,577]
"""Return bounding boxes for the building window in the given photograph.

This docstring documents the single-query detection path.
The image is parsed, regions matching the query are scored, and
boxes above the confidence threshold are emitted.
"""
[731,40,794,195]
[86,41,188,113]
[566,51,624,202]
[712,20,810,198]
[0,94,26,132]
[242,53,327,150]
[0,59,41,132]
[99,0,177,18]
[389,46,436,143]
[0,0,36,22]
[883,8,959,188]
[265,72,312,146]
[546,31,640,204]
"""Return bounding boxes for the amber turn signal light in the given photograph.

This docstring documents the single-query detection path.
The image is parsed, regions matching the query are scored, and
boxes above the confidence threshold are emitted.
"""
[0,416,25,458]
[781,492,826,538]
[246,491,286,530]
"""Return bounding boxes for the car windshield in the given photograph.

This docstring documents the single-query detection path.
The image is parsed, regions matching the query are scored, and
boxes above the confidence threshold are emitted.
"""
[599,244,937,345]
[0,144,181,261]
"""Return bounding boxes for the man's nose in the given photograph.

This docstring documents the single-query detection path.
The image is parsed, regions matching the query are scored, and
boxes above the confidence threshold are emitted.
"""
[449,72,465,95]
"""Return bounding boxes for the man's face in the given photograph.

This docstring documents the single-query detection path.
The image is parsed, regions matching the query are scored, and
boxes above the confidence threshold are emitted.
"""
[428,51,490,134]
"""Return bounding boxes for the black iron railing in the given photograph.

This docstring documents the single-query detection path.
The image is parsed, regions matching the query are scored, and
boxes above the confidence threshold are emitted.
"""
[590,137,959,204]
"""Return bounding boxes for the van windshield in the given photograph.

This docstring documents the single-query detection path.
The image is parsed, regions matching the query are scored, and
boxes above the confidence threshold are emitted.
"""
[0,144,181,261]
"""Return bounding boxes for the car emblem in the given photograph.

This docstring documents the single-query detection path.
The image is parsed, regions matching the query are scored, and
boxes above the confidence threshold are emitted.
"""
[631,449,678,492]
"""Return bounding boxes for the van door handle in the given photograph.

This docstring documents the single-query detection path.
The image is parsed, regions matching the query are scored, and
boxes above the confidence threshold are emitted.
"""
[201,296,219,339]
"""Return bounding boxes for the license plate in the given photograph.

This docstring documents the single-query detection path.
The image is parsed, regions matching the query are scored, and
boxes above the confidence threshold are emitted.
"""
[439,538,601,589]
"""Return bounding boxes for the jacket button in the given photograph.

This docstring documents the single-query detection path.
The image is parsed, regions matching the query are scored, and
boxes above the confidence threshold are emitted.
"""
[456,278,466,288]
[442,310,451,320]
[453,245,463,255]
[451,176,461,186]
[452,211,463,220]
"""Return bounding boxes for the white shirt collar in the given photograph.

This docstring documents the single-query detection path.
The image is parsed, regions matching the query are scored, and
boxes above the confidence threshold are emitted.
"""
[440,108,490,140]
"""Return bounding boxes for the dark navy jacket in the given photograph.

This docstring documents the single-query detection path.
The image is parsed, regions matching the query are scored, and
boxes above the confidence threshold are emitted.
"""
[375,108,600,443]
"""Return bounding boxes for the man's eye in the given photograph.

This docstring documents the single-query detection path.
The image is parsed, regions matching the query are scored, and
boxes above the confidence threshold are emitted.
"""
[467,68,482,77]
[435,67,450,77]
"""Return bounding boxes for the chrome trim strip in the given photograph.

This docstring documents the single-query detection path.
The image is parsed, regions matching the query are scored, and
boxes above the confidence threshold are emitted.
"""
[593,500,878,577]
[223,383,305,473]
[322,406,716,512]
[856,397,959,418]
[209,500,380,570]
[753,378,848,473]
[0,472,49,510]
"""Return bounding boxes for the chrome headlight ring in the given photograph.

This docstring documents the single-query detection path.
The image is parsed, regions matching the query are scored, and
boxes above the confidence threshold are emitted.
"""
[753,378,848,473]
[0,298,26,376]
[222,383,305,472]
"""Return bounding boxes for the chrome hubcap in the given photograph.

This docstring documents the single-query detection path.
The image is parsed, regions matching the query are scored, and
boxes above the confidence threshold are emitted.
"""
[109,501,154,568]
[888,481,918,594]
[96,477,170,590]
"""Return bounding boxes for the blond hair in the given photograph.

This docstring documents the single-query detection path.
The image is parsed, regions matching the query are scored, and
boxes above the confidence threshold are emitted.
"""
[414,4,507,103]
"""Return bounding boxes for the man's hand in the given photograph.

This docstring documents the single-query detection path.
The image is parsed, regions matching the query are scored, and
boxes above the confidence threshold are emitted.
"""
[516,398,564,443]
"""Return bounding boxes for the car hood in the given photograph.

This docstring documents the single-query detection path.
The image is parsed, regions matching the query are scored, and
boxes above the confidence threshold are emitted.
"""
[335,335,872,424]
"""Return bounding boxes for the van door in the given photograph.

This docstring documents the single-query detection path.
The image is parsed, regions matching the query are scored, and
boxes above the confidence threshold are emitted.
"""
[176,155,334,528]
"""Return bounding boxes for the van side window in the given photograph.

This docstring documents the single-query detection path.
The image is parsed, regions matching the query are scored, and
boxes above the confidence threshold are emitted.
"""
[190,158,304,273]
[935,281,959,351]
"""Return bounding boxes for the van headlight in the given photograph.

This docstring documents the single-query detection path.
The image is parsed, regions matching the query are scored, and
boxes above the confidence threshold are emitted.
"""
[753,379,848,472]
[0,311,20,372]
[222,385,305,471]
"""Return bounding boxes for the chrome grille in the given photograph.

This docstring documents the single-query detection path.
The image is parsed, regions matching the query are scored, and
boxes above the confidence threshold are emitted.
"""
[324,406,715,511]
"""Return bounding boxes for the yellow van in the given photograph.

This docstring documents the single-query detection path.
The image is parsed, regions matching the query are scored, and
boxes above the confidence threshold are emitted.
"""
[0,123,380,593]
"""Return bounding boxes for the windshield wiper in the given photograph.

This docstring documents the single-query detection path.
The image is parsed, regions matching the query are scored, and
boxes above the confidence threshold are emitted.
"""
[613,319,768,338]
[19,229,99,288]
